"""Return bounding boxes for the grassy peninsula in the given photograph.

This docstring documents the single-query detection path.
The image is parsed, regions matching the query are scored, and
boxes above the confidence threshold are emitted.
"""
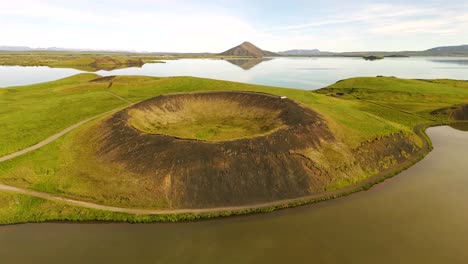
[0,51,166,71]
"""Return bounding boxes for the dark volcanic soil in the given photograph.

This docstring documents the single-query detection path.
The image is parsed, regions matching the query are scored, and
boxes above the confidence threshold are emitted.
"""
[95,92,335,208]
[450,104,468,120]
[355,131,420,173]
[431,104,468,121]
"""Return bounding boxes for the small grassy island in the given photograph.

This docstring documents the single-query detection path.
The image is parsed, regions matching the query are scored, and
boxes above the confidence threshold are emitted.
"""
[0,74,467,224]
[363,55,384,60]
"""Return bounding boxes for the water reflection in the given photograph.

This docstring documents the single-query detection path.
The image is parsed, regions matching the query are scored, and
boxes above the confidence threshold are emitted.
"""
[449,122,468,131]
[2,57,468,89]
[430,59,468,66]
[223,58,271,70]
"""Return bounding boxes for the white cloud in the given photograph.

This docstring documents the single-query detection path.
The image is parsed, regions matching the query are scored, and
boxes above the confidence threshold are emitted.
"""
[265,4,434,32]
[261,3,468,51]
[370,19,453,34]
[0,0,258,52]
[1,0,468,52]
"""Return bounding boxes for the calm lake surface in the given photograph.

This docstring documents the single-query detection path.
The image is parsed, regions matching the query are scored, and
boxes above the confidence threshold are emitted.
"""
[0,126,467,264]
[1,56,468,89]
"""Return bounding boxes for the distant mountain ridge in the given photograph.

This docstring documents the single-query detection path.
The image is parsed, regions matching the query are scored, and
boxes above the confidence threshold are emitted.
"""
[0,46,86,51]
[0,46,135,53]
[278,49,335,55]
[2,44,468,56]
[426,45,468,53]
[0,46,33,51]
[219,42,278,57]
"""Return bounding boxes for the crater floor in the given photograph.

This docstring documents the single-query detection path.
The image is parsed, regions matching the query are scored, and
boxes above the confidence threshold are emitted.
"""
[127,92,286,141]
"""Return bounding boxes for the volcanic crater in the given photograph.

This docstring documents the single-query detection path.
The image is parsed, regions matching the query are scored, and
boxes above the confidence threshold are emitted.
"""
[95,91,336,208]
[127,92,286,141]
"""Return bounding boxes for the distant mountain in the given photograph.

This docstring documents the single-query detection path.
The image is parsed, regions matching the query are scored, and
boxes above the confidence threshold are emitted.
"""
[426,45,468,53]
[0,45,134,53]
[0,46,33,51]
[219,42,278,57]
[0,46,82,51]
[279,49,326,55]
[44,47,78,51]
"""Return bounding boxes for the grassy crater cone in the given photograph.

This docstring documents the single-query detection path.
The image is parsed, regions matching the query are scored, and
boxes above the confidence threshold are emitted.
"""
[95,91,335,208]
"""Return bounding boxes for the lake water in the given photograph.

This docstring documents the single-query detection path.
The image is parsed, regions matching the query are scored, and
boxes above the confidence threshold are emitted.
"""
[1,56,468,89]
[0,126,467,264]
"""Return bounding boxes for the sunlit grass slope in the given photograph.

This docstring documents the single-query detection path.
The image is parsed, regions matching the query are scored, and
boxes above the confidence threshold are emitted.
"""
[320,77,468,121]
[0,74,128,156]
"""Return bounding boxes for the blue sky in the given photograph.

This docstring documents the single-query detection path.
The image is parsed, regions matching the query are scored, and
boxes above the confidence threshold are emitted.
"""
[1,0,468,52]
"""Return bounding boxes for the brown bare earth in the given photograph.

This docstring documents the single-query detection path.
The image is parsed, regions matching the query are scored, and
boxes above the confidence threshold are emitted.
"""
[354,132,420,172]
[90,57,144,71]
[450,104,468,120]
[93,92,335,208]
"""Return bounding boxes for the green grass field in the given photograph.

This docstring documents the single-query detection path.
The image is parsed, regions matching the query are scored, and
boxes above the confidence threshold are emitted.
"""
[0,74,466,223]
[320,77,468,120]
[0,74,129,156]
